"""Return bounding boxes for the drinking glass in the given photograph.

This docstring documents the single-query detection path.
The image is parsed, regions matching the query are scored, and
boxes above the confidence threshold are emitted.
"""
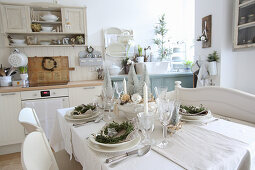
[157,100,175,148]
[137,112,154,145]
[154,87,168,100]
[102,87,115,122]
[114,82,123,99]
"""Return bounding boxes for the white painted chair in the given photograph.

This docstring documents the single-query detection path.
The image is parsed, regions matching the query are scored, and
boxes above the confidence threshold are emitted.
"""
[174,81,255,124]
[21,131,59,170]
[18,107,41,133]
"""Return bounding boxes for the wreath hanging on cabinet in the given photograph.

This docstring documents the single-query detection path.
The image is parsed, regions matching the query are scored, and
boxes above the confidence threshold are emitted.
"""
[42,57,57,72]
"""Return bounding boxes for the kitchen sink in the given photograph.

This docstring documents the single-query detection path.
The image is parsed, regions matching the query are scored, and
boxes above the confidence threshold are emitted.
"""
[135,62,171,74]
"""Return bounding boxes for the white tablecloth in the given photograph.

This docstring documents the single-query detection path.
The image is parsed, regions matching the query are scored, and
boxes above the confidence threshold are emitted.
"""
[51,108,255,170]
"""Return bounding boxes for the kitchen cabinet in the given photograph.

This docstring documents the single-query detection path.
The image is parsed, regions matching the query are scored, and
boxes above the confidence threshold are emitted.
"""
[1,5,31,33]
[69,86,102,107]
[233,0,255,49]
[0,92,25,146]
[62,8,86,33]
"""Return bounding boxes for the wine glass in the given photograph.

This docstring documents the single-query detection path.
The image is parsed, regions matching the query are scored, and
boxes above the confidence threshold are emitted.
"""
[157,99,175,148]
[137,112,154,145]
[154,87,168,100]
[114,82,123,99]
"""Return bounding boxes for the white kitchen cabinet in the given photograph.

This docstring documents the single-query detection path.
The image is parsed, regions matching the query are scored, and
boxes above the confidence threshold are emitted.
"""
[0,92,25,146]
[69,86,102,107]
[1,5,31,33]
[62,7,86,33]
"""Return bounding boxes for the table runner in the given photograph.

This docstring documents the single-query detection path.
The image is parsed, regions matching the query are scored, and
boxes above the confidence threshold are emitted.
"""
[152,125,251,170]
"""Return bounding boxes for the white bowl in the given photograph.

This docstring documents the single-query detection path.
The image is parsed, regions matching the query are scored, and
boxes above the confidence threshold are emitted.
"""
[41,26,53,32]
[40,14,59,22]
[11,39,25,44]
[118,102,157,120]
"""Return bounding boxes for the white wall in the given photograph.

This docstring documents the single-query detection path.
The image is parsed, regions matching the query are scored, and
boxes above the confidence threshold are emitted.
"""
[195,0,255,94]
[0,0,194,81]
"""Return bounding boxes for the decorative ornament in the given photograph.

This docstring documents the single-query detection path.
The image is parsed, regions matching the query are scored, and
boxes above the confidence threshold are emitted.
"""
[95,121,134,144]
[42,57,57,72]
[120,94,131,104]
[131,93,142,104]
[127,64,139,95]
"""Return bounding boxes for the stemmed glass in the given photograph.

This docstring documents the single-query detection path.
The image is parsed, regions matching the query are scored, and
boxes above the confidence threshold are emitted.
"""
[157,99,175,148]
[137,112,155,145]
[114,82,123,99]
[102,87,115,122]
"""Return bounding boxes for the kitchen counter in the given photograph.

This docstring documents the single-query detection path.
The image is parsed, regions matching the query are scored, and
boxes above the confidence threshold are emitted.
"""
[0,80,103,93]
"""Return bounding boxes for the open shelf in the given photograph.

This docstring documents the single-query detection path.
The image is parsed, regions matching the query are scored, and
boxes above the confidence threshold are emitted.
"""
[8,44,86,48]
[31,21,62,24]
[239,0,255,8]
[7,32,84,35]
[238,21,255,29]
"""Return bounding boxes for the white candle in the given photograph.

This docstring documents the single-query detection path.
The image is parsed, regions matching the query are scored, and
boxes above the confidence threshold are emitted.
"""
[143,83,148,114]
[123,78,127,94]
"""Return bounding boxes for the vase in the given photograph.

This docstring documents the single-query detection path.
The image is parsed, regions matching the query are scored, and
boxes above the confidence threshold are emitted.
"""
[136,56,144,63]
[124,65,130,74]
[208,61,217,76]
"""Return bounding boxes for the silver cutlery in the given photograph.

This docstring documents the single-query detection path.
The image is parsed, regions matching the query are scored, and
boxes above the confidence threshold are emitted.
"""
[106,145,151,164]
[73,115,103,128]
[203,118,219,125]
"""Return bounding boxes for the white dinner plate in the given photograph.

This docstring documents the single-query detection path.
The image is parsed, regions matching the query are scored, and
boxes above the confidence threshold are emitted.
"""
[180,110,212,120]
[181,115,215,123]
[64,112,99,122]
[87,136,141,153]
[89,134,137,148]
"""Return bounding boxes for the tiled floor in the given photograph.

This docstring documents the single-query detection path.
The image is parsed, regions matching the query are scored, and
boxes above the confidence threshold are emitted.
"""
[0,151,82,170]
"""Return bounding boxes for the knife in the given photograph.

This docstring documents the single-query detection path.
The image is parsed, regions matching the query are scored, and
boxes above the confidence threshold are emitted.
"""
[105,145,151,163]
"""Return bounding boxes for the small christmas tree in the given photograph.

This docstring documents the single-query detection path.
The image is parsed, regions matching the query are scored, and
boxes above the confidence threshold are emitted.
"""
[138,65,151,97]
[127,64,139,95]
[103,68,113,98]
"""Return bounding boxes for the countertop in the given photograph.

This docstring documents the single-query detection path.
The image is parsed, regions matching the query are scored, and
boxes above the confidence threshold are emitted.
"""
[0,80,103,93]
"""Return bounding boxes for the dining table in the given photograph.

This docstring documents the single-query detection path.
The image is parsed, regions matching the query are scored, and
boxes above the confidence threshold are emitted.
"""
[50,107,255,170]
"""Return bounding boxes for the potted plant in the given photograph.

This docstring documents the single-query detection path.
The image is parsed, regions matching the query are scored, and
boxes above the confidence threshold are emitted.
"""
[122,58,133,74]
[153,14,172,61]
[19,66,28,87]
[207,51,220,76]
[183,60,193,72]
[136,45,144,63]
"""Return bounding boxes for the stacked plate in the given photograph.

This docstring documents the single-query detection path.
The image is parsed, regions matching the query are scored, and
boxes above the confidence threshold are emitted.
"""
[180,109,214,123]
[64,109,99,122]
[87,125,141,153]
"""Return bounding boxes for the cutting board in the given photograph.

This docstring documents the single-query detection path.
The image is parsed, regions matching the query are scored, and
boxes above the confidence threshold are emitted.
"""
[28,56,69,86]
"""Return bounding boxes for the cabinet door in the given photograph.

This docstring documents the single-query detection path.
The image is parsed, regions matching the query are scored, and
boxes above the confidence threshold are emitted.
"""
[62,8,85,33]
[2,5,30,33]
[69,86,102,107]
[0,92,25,146]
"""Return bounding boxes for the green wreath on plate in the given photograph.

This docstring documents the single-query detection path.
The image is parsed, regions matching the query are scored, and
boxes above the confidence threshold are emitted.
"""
[95,121,134,144]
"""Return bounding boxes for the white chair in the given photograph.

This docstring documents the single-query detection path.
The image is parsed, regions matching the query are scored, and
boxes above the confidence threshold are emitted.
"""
[18,107,41,133]
[174,81,255,124]
[21,131,59,170]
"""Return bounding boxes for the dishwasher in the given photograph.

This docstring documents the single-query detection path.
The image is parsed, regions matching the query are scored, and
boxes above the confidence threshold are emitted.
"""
[21,88,69,140]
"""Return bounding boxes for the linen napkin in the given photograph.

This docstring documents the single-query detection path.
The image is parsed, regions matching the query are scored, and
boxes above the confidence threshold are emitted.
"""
[153,125,251,170]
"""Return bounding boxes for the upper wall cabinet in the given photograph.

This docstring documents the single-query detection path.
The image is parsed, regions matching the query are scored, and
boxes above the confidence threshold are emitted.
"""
[1,5,31,33]
[62,8,86,33]
[233,0,255,49]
